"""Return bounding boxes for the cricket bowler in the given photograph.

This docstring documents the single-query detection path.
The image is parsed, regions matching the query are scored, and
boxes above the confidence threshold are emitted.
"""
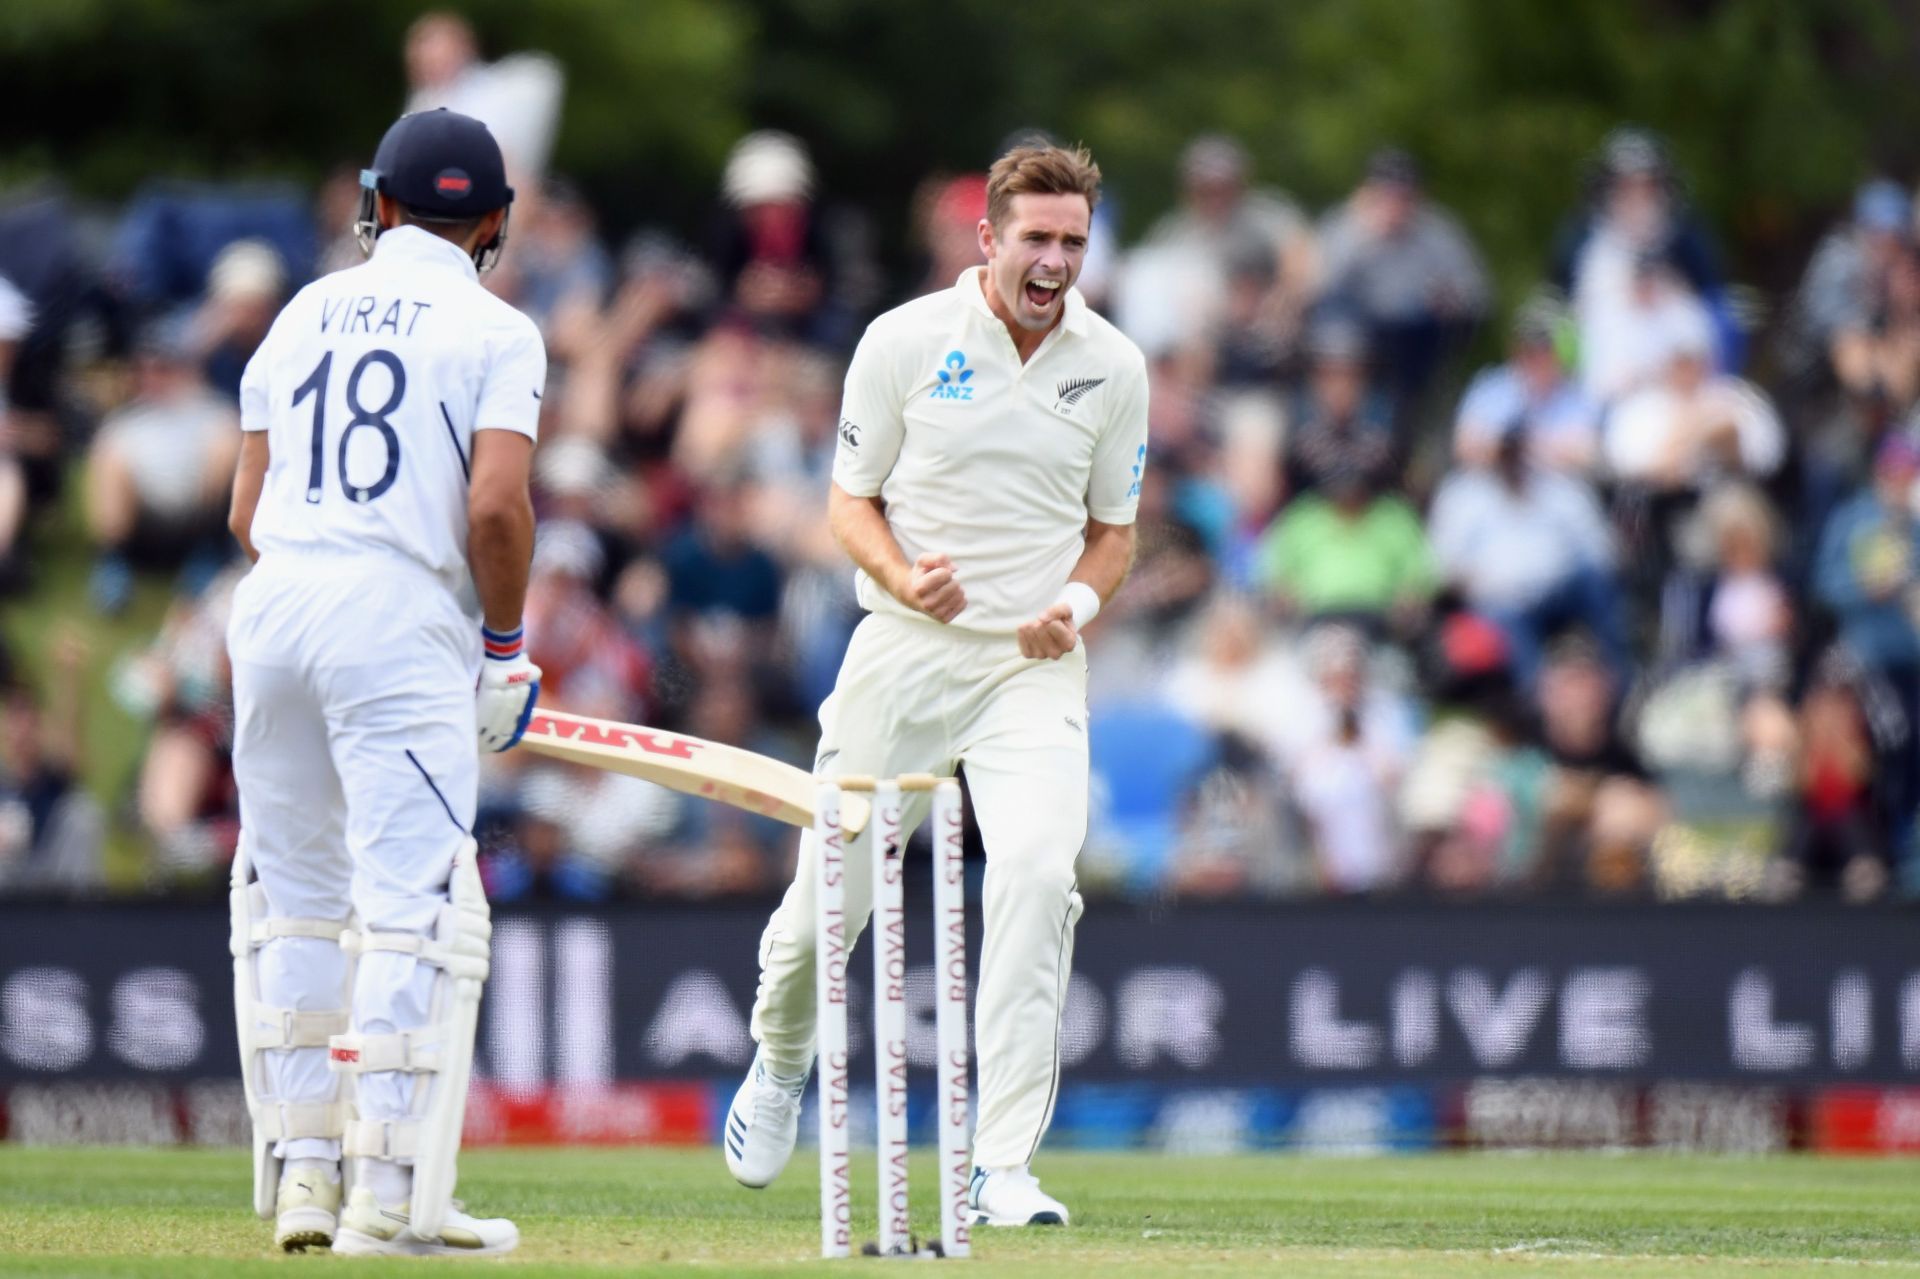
[724,142,1149,1227]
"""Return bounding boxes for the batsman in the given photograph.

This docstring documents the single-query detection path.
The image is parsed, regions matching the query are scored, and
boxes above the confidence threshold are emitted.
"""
[725,142,1148,1227]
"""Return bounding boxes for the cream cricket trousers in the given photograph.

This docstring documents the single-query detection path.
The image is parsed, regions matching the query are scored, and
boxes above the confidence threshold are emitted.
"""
[750,610,1089,1171]
[227,553,480,1161]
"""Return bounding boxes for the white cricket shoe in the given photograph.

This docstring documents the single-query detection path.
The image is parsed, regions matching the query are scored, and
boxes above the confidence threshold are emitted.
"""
[969,1165,1069,1227]
[273,1162,341,1252]
[724,1049,808,1188]
[331,1186,519,1257]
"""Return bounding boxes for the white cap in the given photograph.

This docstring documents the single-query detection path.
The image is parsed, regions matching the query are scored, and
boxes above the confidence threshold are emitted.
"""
[208,239,286,302]
[721,131,814,206]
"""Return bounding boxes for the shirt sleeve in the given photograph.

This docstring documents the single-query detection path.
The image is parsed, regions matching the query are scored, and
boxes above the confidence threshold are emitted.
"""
[1086,355,1150,524]
[475,315,547,439]
[830,322,908,498]
[238,333,274,433]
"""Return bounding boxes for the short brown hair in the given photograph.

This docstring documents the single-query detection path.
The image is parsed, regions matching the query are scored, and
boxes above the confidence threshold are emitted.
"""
[986,144,1101,227]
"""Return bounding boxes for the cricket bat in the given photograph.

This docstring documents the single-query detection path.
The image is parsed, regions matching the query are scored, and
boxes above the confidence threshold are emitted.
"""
[517,707,870,835]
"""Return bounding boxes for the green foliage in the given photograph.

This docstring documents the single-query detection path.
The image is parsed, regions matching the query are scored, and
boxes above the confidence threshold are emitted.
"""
[1,0,1916,301]
[0,0,750,218]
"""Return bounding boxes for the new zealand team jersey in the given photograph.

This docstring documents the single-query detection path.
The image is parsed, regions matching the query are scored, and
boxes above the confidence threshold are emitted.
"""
[831,267,1150,633]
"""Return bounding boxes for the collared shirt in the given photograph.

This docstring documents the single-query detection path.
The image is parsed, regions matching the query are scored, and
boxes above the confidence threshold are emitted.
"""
[1427,467,1615,610]
[239,226,545,595]
[1454,364,1599,465]
[832,267,1149,633]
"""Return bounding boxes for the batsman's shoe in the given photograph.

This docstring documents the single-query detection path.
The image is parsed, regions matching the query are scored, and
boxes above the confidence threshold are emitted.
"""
[273,1166,341,1252]
[331,1186,519,1257]
[968,1166,1070,1227]
[724,1051,808,1188]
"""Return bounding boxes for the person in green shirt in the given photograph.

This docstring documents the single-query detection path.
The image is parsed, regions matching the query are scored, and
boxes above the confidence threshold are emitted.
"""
[1255,465,1436,633]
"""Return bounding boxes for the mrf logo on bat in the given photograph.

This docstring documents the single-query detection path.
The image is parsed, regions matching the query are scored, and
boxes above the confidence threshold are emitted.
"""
[524,713,699,760]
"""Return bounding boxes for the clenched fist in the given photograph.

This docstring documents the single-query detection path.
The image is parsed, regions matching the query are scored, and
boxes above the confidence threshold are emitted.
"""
[901,552,967,623]
[1017,602,1079,660]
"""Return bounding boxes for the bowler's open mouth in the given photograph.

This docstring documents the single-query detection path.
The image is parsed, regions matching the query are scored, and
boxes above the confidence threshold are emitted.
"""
[1025,277,1062,309]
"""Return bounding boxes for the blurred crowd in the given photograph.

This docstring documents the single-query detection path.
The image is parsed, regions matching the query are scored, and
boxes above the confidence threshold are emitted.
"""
[5,14,1920,905]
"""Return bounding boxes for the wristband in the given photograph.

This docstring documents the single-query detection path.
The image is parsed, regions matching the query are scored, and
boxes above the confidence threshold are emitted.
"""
[1056,582,1101,629]
[481,623,525,661]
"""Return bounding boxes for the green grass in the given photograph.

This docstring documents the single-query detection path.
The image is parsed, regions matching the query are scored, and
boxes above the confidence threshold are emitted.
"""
[1,1146,1916,1276]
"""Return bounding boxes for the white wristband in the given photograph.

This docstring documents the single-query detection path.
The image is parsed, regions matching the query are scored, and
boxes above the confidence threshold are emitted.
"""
[1056,581,1101,629]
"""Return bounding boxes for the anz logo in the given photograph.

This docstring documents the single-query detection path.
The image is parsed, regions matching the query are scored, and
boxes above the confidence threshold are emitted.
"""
[930,350,975,401]
[1127,444,1146,499]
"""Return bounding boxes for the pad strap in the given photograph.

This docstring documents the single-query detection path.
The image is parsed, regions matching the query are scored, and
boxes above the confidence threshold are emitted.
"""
[343,925,489,982]
[327,1028,445,1075]
[255,1100,348,1142]
[252,1005,349,1050]
[343,1117,422,1161]
[250,916,349,946]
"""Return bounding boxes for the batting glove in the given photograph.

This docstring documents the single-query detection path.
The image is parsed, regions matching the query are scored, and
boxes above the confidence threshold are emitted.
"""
[477,624,542,753]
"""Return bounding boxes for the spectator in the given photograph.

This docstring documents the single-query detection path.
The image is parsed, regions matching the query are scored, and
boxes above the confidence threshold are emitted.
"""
[1814,433,1920,678]
[3,188,136,515]
[1605,311,1785,492]
[404,10,563,185]
[188,239,286,400]
[640,680,788,896]
[662,473,786,711]
[1813,434,1920,837]
[1637,486,1799,820]
[1454,299,1598,474]
[1697,483,1794,687]
[494,177,614,335]
[1210,238,1295,388]
[1162,593,1307,766]
[524,520,652,714]
[1578,253,1719,409]
[909,173,989,300]
[1555,127,1731,387]
[1255,465,1434,633]
[1829,240,1920,421]
[1790,178,1911,386]
[0,629,104,893]
[127,565,243,879]
[1118,134,1317,370]
[1283,319,1396,498]
[506,756,679,900]
[1164,737,1297,899]
[477,793,618,903]
[1428,421,1628,687]
[558,230,708,455]
[314,164,370,277]
[1780,657,1890,900]
[0,274,31,588]
[1099,465,1214,644]
[1284,625,1417,894]
[1317,147,1489,404]
[1534,643,1666,895]
[1401,613,1552,893]
[84,320,240,613]
[712,131,863,347]
[664,475,783,625]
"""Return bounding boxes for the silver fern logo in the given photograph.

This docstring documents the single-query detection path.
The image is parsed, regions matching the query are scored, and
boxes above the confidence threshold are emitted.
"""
[1054,376,1106,409]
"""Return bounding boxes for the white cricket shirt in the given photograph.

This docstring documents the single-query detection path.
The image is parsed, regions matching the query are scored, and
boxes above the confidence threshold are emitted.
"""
[238,226,545,595]
[832,267,1149,633]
